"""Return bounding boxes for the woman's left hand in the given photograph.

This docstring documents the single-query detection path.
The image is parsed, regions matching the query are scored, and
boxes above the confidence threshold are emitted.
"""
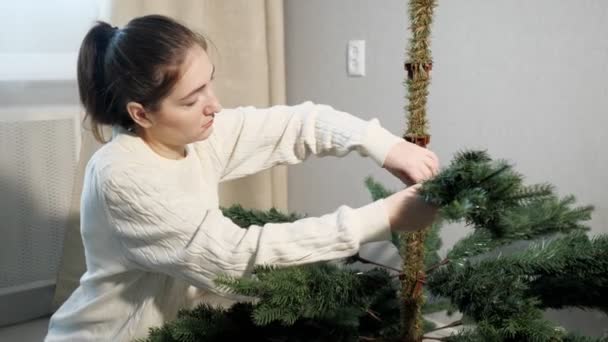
[383,141,440,185]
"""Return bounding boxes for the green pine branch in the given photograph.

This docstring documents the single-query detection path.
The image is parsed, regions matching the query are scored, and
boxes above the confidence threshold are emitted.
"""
[427,233,608,341]
[215,264,398,327]
[447,193,593,261]
[420,150,593,262]
[511,233,608,312]
[221,204,303,227]
[364,176,395,201]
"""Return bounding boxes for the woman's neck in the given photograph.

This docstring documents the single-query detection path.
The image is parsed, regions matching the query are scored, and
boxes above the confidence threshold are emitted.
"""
[137,129,186,160]
[146,140,186,160]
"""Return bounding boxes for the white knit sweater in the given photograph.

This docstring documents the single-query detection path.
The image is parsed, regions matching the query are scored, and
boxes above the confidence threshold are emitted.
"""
[45,102,403,341]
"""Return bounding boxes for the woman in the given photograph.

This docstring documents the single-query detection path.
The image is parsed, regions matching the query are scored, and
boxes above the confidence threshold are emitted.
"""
[46,14,439,341]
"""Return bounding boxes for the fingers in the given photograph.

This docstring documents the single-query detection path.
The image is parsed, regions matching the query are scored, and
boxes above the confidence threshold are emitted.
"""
[418,153,439,182]
[396,172,412,186]
[403,161,435,184]
[408,183,423,191]
[426,151,440,174]
[424,157,438,178]
[388,144,440,184]
[408,168,432,184]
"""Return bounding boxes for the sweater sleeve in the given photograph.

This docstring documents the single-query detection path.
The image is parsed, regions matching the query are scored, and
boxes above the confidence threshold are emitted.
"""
[99,165,392,294]
[208,101,403,182]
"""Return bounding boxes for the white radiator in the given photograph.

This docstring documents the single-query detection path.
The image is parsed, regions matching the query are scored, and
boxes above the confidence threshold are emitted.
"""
[0,106,81,326]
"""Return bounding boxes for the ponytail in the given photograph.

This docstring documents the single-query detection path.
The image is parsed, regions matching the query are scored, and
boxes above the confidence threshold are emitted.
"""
[77,21,122,143]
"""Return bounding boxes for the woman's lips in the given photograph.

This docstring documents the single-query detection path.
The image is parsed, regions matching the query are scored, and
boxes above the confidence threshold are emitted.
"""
[202,119,214,128]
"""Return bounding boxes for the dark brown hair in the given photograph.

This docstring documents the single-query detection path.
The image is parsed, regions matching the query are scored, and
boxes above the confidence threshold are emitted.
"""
[77,15,208,143]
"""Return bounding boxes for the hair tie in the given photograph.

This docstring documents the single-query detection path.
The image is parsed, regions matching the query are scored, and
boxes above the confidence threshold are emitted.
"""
[110,25,121,40]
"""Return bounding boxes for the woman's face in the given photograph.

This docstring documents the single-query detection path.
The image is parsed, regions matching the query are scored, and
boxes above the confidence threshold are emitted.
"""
[142,44,222,149]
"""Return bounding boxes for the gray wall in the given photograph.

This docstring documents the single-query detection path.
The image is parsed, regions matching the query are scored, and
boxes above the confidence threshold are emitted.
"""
[285,0,608,336]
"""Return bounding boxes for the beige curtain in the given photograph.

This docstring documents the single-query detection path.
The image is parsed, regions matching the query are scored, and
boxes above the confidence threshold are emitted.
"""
[52,0,287,309]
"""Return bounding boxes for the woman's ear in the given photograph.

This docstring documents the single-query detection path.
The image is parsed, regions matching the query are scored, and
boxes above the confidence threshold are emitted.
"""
[126,102,153,129]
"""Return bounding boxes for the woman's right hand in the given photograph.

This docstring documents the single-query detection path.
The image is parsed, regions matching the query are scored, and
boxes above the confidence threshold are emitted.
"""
[384,184,438,232]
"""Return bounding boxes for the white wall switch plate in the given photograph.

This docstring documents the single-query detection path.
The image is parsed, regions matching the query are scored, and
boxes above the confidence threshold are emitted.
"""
[347,40,366,77]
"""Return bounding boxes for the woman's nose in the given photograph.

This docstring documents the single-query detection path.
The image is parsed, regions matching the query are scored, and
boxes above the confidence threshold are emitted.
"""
[204,97,222,115]
[204,88,222,115]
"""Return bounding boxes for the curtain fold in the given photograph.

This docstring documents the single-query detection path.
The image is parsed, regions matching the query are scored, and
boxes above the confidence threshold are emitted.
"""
[52,0,287,309]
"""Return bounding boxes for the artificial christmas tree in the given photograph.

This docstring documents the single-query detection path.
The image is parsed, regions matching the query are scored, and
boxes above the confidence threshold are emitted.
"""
[141,0,607,340]
[141,150,606,342]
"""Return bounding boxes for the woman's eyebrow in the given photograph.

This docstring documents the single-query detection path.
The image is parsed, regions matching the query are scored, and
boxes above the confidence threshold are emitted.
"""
[179,64,215,101]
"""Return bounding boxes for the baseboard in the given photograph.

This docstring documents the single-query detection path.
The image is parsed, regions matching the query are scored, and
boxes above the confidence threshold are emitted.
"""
[0,280,55,327]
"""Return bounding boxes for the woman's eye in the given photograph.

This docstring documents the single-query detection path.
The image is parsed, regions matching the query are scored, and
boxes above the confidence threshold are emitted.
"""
[185,100,197,107]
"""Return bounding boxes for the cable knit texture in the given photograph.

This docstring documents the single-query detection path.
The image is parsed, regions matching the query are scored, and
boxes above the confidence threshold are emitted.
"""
[45,102,402,341]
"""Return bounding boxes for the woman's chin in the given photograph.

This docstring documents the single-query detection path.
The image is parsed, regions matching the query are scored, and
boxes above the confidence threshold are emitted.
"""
[195,125,213,141]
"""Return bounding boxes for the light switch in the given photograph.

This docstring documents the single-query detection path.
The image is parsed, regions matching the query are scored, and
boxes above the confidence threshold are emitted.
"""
[347,40,366,77]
